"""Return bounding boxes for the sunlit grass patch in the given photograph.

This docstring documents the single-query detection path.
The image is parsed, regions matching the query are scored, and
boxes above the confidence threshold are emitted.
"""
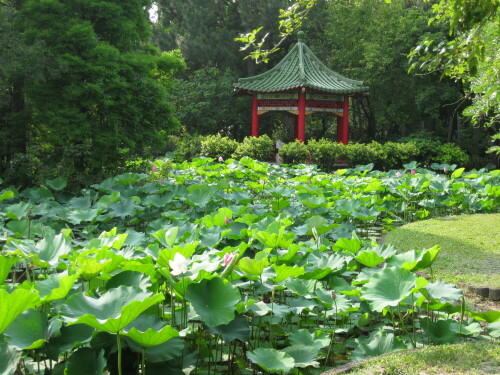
[385,214,500,288]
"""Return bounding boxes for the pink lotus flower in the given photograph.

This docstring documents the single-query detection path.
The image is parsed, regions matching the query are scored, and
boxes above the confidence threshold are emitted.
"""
[396,171,402,177]
[410,169,416,175]
[223,252,235,266]
[331,291,337,299]
[218,156,224,162]
[224,217,230,225]
[423,165,427,168]
[259,179,265,185]
[151,165,157,172]
[444,167,447,173]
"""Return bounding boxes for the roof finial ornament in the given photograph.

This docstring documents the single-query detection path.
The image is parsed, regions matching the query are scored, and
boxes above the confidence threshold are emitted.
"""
[298,30,305,42]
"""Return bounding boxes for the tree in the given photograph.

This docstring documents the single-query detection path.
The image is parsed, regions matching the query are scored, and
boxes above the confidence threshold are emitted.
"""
[302,0,463,142]
[409,0,499,155]
[1,0,185,187]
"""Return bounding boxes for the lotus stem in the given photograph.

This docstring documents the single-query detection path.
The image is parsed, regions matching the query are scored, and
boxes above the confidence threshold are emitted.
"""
[142,348,146,375]
[117,333,123,375]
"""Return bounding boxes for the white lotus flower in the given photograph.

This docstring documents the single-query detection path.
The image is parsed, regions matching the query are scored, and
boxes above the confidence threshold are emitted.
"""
[169,253,189,276]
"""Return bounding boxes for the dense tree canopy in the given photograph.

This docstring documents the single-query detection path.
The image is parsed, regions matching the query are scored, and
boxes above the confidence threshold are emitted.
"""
[0,0,184,187]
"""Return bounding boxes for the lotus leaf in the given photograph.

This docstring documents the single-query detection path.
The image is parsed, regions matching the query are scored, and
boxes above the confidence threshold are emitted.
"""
[247,348,295,373]
[123,315,178,347]
[0,341,22,375]
[45,177,67,191]
[63,347,106,375]
[0,256,19,285]
[362,267,416,311]
[423,279,462,303]
[4,309,49,349]
[288,329,330,349]
[420,318,459,344]
[61,286,164,333]
[46,324,95,361]
[0,288,40,335]
[35,272,79,302]
[351,331,407,360]
[282,345,320,368]
[186,277,240,327]
[208,314,250,343]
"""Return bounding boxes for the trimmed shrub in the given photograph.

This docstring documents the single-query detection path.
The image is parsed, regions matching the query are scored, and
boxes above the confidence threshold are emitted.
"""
[344,142,378,166]
[436,143,469,166]
[307,139,347,171]
[200,134,238,160]
[382,141,419,170]
[232,135,275,161]
[366,141,388,170]
[279,140,309,164]
[398,132,442,165]
[173,134,203,162]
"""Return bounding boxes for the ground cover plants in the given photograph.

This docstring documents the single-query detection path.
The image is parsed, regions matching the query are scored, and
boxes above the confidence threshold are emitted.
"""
[0,157,499,374]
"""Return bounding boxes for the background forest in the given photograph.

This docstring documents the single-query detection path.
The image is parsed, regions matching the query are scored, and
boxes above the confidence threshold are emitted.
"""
[1,0,498,189]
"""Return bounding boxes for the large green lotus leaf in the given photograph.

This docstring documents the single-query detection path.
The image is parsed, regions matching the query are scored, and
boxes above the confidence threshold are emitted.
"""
[45,177,67,191]
[487,321,500,338]
[61,286,164,333]
[157,243,198,268]
[386,250,422,271]
[355,251,385,268]
[153,227,179,247]
[123,315,178,347]
[362,267,416,311]
[300,196,327,209]
[105,271,152,290]
[414,245,440,270]
[423,280,462,303]
[108,199,140,219]
[114,172,148,185]
[31,233,72,268]
[467,310,500,323]
[0,256,19,285]
[186,189,214,208]
[282,345,320,368]
[247,348,295,373]
[0,288,40,335]
[252,228,295,249]
[420,318,459,344]
[5,202,30,220]
[237,257,269,277]
[285,279,316,298]
[67,208,99,225]
[185,277,240,327]
[334,238,363,255]
[4,309,48,349]
[201,207,233,227]
[35,272,79,302]
[0,341,22,375]
[288,329,330,349]
[351,331,407,361]
[64,347,106,375]
[0,190,14,202]
[272,264,304,283]
[46,324,95,361]
[143,337,185,363]
[208,313,250,343]
[314,290,352,313]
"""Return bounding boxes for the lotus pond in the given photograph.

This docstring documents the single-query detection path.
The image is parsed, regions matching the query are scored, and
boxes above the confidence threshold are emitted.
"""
[0,157,499,375]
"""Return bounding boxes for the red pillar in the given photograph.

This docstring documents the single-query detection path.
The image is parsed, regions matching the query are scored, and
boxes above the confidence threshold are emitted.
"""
[294,116,299,139]
[336,116,343,143]
[297,91,306,142]
[252,94,259,137]
[341,96,349,144]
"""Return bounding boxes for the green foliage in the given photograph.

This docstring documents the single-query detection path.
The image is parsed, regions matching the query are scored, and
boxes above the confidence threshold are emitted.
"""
[232,135,275,161]
[382,141,420,170]
[344,143,378,166]
[307,139,347,171]
[436,143,470,166]
[171,134,203,163]
[200,134,239,160]
[279,140,310,164]
[1,0,185,189]
[0,159,499,373]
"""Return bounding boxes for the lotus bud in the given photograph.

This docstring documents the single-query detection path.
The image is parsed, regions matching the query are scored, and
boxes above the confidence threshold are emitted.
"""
[410,169,416,175]
[218,156,224,162]
[223,252,235,266]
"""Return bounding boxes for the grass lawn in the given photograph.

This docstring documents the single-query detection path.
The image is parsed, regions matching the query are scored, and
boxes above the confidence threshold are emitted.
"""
[326,342,500,375]
[384,213,500,288]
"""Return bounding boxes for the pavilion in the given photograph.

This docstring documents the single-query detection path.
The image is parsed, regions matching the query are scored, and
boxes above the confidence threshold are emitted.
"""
[234,31,368,144]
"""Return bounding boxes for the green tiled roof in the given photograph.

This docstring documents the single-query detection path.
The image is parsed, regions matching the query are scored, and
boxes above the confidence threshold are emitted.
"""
[234,32,368,95]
